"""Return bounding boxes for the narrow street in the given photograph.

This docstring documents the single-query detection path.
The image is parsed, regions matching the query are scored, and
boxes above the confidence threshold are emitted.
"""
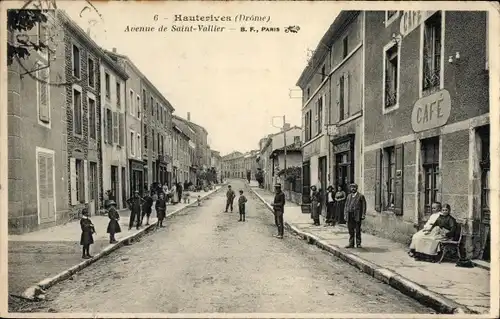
[26,180,432,313]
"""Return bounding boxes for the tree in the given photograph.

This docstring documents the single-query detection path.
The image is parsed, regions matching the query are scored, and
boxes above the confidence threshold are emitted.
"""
[7,9,48,66]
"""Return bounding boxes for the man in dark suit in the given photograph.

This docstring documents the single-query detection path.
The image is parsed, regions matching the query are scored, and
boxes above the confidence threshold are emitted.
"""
[271,183,286,239]
[343,183,366,248]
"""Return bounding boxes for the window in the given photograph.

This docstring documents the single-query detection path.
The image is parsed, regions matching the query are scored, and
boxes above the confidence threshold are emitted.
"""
[87,58,95,88]
[112,112,119,144]
[383,147,396,209]
[143,89,147,109]
[116,82,121,107]
[384,43,399,109]
[157,132,160,153]
[421,137,440,214]
[342,36,348,59]
[315,96,323,134]
[119,113,125,146]
[75,159,84,203]
[304,110,312,142]
[73,88,82,135]
[161,135,164,155]
[150,97,154,115]
[130,131,135,156]
[137,134,141,157]
[385,11,399,26]
[104,72,111,100]
[321,65,326,81]
[88,97,96,139]
[306,87,310,99]
[156,102,159,121]
[72,44,80,78]
[106,109,112,143]
[152,129,156,152]
[137,95,141,118]
[36,62,50,124]
[479,126,490,223]
[144,124,148,150]
[337,73,350,121]
[129,89,134,116]
[422,11,442,95]
[36,21,48,59]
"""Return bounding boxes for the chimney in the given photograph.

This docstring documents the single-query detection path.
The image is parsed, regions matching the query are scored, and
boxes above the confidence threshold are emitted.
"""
[112,48,117,53]
[187,112,191,121]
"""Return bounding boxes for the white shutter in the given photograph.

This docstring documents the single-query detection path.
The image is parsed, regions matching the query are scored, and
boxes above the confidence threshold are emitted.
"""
[119,113,125,146]
[38,66,50,123]
[336,79,340,122]
[70,157,77,204]
[38,154,47,220]
[103,109,108,144]
[113,112,118,144]
[344,72,350,118]
[84,160,89,203]
[46,155,54,219]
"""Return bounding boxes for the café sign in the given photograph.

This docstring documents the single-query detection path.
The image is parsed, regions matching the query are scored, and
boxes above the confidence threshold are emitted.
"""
[411,89,451,133]
[400,11,436,37]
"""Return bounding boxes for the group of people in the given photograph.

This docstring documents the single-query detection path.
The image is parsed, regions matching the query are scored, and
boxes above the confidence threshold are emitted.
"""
[309,183,366,248]
[224,185,248,222]
[79,181,199,259]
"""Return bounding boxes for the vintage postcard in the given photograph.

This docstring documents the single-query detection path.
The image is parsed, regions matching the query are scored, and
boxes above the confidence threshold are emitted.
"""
[1,0,498,317]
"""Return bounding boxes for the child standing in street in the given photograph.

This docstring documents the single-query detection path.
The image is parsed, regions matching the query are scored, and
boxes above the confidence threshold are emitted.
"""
[80,208,96,259]
[238,190,248,222]
[106,201,121,244]
[155,192,168,228]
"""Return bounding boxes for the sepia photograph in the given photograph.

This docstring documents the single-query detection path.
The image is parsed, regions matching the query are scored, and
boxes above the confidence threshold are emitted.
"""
[1,0,498,317]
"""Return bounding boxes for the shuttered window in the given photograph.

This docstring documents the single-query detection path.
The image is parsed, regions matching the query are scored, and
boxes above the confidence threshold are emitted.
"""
[119,113,125,146]
[37,63,50,124]
[88,97,96,139]
[73,89,82,135]
[106,109,113,143]
[112,111,119,144]
[374,144,404,215]
[37,151,55,223]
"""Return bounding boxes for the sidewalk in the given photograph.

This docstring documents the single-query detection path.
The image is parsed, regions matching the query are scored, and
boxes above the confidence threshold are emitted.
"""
[8,185,224,297]
[249,186,490,314]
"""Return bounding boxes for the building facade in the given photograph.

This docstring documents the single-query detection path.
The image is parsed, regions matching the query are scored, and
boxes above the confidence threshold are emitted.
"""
[61,11,113,218]
[211,150,223,182]
[105,50,146,197]
[222,151,244,179]
[173,114,197,183]
[8,11,70,233]
[297,11,364,209]
[363,10,490,260]
[142,78,174,188]
[172,121,191,184]
[100,52,129,209]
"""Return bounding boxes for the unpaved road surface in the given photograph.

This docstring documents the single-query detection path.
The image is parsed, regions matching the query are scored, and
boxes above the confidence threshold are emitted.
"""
[10,180,433,314]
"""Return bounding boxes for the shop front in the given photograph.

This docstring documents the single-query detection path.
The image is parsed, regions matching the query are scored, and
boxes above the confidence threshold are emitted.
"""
[129,159,144,196]
[331,134,355,193]
[157,155,169,186]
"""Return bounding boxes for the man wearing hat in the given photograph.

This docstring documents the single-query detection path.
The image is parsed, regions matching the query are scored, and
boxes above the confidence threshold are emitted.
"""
[271,183,286,239]
[126,190,144,231]
[343,183,366,248]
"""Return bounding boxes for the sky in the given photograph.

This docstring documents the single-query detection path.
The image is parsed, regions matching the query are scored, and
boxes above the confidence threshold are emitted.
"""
[56,0,339,156]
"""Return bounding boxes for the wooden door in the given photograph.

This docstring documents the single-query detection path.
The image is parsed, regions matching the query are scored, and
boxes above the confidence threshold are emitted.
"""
[88,162,97,216]
[37,152,55,224]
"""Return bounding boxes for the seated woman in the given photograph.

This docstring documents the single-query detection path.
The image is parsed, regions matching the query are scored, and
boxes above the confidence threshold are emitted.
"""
[409,202,458,261]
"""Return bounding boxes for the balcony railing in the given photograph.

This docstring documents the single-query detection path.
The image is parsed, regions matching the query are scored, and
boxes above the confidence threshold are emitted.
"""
[384,87,397,108]
[423,67,440,94]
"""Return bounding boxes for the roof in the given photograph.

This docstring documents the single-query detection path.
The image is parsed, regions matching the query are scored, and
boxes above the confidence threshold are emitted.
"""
[105,50,175,113]
[269,145,302,158]
[172,116,196,140]
[57,11,129,80]
[296,11,360,88]
[173,115,208,136]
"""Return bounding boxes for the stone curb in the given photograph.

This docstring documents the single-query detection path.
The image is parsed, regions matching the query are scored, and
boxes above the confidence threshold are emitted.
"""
[249,187,477,315]
[21,185,226,301]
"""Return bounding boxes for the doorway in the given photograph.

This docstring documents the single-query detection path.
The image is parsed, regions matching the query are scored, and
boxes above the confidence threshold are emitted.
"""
[302,161,311,204]
[111,165,119,203]
[335,153,352,192]
[89,162,98,216]
[479,125,490,261]
[121,167,127,208]
[318,156,327,215]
